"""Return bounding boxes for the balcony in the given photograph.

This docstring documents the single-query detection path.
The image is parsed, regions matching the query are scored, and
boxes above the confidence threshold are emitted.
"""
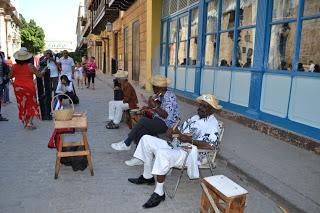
[108,0,136,11]
[91,0,119,35]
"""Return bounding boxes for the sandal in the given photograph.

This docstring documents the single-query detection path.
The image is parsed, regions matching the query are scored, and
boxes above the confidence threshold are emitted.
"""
[26,123,37,130]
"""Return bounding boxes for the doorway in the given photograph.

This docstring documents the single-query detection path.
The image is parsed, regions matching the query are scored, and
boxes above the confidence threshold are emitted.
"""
[132,21,140,81]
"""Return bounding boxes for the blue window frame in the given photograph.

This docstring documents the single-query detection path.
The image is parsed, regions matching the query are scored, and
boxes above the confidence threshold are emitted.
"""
[266,0,320,75]
[160,21,168,66]
[203,0,258,69]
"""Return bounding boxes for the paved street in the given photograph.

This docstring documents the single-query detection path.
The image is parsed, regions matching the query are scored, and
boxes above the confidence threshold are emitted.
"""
[0,72,285,213]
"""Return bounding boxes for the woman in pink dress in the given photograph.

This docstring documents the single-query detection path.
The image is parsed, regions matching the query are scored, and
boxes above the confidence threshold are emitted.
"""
[86,56,97,90]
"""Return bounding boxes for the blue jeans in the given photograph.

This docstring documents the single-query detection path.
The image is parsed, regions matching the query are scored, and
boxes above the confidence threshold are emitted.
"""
[3,83,9,102]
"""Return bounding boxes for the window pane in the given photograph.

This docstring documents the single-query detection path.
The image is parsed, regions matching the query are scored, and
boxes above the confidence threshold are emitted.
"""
[207,1,218,33]
[221,0,236,30]
[169,43,176,65]
[205,34,217,66]
[161,43,166,65]
[304,0,320,17]
[162,21,167,42]
[268,23,296,70]
[170,20,177,43]
[178,41,187,65]
[219,32,233,66]
[236,28,256,67]
[272,0,298,21]
[179,16,189,41]
[299,19,320,73]
[239,0,257,27]
[189,38,197,65]
[191,8,199,37]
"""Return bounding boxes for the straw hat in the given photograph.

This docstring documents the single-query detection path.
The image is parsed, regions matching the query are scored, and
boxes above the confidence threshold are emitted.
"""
[196,94,222,110]
[13,49,33,61]
[113,70,128,78]
[151,75,171,87]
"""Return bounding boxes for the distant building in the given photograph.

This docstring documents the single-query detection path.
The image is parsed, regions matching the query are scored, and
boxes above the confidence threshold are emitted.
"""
[45,40,75,54]
[0,0,21,59]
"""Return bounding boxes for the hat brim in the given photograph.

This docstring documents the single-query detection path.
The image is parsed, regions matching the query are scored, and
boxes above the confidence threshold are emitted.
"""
[13,51,33,61]
[151,79,171,87]
[196,97,222,110]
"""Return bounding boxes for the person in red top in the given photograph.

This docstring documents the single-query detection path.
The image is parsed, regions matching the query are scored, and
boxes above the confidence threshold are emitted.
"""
[86,56,97,90]
[9,49,47,129]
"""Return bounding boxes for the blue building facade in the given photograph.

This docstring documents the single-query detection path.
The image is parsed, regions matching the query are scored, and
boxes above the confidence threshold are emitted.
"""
[159,0,320,141]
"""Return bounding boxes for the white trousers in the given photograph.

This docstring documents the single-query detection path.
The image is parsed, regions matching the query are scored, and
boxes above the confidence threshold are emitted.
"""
[108,101,129,124]
[134,135,187,177]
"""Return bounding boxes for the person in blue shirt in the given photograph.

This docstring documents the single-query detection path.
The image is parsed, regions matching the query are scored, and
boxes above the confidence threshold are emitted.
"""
[111,75,180,164]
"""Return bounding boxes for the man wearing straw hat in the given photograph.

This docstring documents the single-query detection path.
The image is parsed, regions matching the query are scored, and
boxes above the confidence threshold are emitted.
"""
[106,70,138,129]
[127,94,222,208]
[111,75,180,161]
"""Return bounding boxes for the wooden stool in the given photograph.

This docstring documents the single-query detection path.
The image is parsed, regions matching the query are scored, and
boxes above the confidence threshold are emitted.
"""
[200,175,248,213]
[53,113,94,179]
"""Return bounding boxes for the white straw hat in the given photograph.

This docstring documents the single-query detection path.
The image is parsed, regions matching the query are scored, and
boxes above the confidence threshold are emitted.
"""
[113,70,128,78]
[150,75,171,87]
[13,50,33,61]
[196,94,222,110]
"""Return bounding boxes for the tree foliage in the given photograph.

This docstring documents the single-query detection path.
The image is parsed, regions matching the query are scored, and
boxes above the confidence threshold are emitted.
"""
[20,16,45,54]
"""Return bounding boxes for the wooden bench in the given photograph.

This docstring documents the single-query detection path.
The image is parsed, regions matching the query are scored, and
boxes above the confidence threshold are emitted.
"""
[200,175,248,213]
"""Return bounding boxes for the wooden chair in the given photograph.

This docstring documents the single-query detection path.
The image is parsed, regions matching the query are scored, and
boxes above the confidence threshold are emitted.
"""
[166,121,225,199]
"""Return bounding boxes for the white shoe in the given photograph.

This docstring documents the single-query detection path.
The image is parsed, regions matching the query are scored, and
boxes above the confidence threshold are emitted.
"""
[125,157,144,166]
[111,141,131,151]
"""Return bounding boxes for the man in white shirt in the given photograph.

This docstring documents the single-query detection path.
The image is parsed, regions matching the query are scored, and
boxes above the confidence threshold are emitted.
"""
[127,94,222,208]
[44,50,60,91]
[58,50,75,80]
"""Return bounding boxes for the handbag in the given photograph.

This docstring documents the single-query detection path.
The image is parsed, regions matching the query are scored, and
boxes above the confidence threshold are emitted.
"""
[71,84,79,104]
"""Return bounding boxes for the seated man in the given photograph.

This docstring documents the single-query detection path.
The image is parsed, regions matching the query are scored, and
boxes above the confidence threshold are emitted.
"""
[106,71,138,129]
[128,94,222,208]
[111,75,180,164]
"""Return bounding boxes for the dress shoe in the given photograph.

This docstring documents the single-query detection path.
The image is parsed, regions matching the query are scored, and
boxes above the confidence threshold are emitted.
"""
[128,175,155,185]
[143,192,165,208]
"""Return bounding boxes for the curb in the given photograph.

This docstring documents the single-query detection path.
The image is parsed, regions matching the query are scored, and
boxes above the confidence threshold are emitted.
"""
[216,155,305,213]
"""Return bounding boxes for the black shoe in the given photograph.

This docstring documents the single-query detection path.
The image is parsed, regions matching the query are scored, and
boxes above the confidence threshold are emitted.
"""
[143,192,165,208]
[0,116,8,121]
[128,175,155,185]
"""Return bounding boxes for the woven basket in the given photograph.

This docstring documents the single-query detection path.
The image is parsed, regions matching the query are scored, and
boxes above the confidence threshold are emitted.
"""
[51,94,75,121]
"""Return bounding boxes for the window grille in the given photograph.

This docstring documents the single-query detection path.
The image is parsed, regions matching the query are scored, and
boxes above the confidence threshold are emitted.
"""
[170,0,178,14]
[178,0,188,10]
[162,0,170,17]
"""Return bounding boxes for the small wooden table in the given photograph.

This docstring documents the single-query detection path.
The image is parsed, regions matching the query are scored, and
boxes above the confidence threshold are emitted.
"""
[54,113,94,179]
[200,175,248,213]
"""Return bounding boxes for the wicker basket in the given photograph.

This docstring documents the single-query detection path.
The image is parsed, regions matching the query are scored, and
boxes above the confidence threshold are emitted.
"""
[51,94,75,121]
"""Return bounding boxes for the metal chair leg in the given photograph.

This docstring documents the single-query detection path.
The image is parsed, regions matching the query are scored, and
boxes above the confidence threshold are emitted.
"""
[167,151,190,199]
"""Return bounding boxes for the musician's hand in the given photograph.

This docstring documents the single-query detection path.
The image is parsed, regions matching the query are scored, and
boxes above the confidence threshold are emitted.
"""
[166,128,173,138]
[179,134,192,142]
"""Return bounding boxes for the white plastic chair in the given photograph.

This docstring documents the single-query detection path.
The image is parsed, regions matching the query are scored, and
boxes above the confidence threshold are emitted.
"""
[166,121,225,199]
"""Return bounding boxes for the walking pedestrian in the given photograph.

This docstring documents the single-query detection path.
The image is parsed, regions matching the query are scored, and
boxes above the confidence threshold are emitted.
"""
[81,55,88,86]
[58,50,75,80]
[86,56,96,90]
[0,55,9,121]
[75,62,84,89]
[9,49,47,129]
